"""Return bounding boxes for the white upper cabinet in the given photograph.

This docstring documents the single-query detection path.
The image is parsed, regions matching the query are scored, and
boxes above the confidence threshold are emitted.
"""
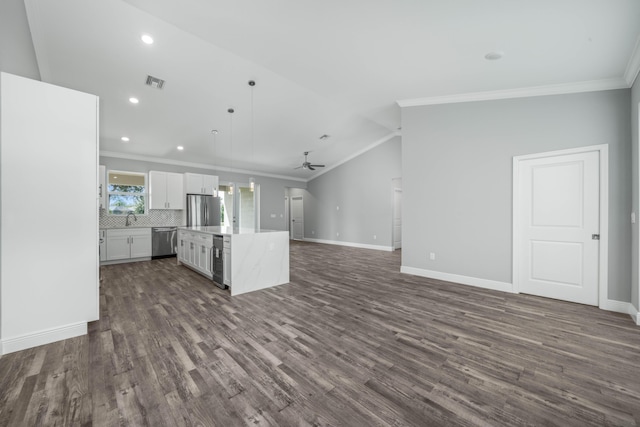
[166,173,184,208]
[149,171,184,209]
[185,173,218,195]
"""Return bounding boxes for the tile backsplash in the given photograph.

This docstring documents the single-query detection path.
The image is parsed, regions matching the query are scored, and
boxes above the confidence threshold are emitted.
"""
[100,209,185,228]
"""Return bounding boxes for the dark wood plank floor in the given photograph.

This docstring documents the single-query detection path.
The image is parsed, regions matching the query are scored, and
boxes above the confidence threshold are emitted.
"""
[1,241,640,426]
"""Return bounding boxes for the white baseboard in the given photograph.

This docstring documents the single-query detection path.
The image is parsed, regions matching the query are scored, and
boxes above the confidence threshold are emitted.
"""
[1,322,87,355]
[599,300,640,325]
[400,266,639,326]
[599,299,632,314]
[400,266,514,294]
[303,238,393,252]
[629,304,640,325]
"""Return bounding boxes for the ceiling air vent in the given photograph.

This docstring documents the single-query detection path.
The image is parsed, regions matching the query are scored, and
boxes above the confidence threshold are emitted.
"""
[145,75,165,89]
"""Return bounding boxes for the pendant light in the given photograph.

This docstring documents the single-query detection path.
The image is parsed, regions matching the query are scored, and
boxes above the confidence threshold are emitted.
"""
[228,107,234,196]
[211,129,219,197]
[249,80,256,192]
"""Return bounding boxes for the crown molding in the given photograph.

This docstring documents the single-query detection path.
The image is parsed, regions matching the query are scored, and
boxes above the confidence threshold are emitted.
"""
[99,150,307,183]
[308,131,401,181]
[624,35,640,86]
[396,78,629,108]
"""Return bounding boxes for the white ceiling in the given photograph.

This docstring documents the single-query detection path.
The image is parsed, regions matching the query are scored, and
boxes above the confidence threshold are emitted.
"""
[13,0,640,180]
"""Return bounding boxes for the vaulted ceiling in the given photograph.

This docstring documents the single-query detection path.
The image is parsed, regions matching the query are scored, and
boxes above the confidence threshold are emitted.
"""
[4,0,640,180]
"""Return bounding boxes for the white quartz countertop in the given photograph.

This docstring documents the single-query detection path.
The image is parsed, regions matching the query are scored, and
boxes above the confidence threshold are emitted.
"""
[179,226,285,236]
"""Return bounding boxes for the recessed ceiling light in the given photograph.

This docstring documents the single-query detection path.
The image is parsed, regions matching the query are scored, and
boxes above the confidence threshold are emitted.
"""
[121,136,130,142]
[484,51,504,60]
[141,34,154,45]
[129,97,139,104]
[177,146,184,151]
[211,130,218,134]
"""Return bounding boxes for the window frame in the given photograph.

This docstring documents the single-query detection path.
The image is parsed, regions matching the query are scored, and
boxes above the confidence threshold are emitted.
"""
[106,170,148,216]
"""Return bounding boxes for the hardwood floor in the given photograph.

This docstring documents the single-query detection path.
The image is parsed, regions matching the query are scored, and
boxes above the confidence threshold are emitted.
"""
[1,240,640,426]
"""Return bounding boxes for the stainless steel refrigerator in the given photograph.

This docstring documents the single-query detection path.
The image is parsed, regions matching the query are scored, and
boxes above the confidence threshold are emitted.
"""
[186,194,221,226]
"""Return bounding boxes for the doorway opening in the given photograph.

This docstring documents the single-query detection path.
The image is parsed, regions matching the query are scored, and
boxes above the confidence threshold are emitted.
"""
[219,182,259,229]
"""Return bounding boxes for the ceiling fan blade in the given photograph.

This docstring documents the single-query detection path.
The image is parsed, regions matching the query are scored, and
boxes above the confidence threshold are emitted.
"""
[310,164,325,168]
[308,165,315,171]
[293,165,303,170]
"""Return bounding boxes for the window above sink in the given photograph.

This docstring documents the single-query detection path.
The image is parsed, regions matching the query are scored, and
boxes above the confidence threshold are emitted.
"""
[107,170,147,215]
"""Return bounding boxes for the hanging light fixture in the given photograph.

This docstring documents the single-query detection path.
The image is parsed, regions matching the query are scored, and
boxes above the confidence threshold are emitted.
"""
[211,129,219,197]
[228,107,234,196]
[248,80,256,192]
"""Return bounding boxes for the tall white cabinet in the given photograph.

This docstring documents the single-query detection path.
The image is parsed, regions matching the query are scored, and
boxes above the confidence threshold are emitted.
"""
[0,72,99,355]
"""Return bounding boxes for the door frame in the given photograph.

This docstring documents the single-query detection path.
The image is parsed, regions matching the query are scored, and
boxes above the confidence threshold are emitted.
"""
[291,196,304,240]
[512,144,609,308]
[392,187,402,250]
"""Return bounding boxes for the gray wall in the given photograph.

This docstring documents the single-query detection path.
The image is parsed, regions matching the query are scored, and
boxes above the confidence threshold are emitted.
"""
[632,77,640,311]
[303,136,401,248]
[402,90,632,301]
[100,156,305,231]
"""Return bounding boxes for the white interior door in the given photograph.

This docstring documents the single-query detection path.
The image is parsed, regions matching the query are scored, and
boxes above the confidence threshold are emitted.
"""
[393,188,402,250]
[291,196,304,240]
[517,150,600,305]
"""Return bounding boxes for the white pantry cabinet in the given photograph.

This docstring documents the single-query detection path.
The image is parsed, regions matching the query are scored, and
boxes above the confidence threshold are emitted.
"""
[105,228,151,261]
[149,171,184,209]
[0,72,99,355]
[185,173,218,195]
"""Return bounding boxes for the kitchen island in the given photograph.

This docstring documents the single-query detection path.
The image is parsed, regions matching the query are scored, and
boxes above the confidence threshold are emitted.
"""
[177,226,289,296]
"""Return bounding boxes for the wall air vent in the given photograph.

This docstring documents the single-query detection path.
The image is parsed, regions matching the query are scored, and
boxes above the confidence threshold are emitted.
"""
[145,75,165,89]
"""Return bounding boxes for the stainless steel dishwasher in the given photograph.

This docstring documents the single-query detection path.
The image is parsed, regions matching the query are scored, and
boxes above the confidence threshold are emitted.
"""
[152,227,178,259]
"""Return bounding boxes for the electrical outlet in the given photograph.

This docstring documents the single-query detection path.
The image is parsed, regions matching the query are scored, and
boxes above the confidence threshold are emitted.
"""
[336,206,340,210]
[336,232,340,237]
[373,235,377,240]
[429,252,436,260]
[312,230,315,235]
[632,212,636,224]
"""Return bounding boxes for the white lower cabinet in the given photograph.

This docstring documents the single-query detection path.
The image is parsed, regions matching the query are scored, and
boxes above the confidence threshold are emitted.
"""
[223,236,231,286]
[105,228,151,261]
[178,230,214,278]
[99,230,107,262]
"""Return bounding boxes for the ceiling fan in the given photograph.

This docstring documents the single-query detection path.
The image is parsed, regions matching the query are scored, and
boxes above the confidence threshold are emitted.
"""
[295,151,325,171]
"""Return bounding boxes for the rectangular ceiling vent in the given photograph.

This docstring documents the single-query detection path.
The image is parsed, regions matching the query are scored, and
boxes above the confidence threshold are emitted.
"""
[145,75,165,89]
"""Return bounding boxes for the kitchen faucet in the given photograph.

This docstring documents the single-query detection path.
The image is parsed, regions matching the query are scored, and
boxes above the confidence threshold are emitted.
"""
[125,211,137,226]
